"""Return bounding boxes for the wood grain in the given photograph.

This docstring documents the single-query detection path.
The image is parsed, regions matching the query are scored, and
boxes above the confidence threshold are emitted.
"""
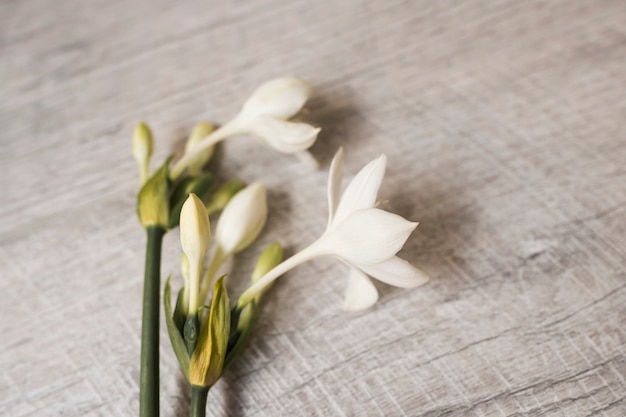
[1,0,625,416]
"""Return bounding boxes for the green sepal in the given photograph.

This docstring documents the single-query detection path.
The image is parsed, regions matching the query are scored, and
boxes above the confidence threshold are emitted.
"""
[173,288,187,335]
[222,301,257,373]
[137,156,174,228]
[164,276,190,381]
[167,173,215,229]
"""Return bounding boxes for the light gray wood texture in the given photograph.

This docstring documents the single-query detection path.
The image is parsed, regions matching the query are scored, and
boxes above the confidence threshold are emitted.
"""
[1,0,625,416]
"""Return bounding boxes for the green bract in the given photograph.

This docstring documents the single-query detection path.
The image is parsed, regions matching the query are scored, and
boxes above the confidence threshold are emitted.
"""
[137,157,173,228]
[189,277,230,388]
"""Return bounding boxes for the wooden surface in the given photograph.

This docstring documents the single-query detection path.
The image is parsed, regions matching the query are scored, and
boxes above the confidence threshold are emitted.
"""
[1,1,625,416]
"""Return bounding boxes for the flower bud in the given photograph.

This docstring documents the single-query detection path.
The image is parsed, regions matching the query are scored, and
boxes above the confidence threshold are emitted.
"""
[215,182,267,255]
[205,180,246,215]
[132,121,154,184]
[249,242,283,303]
[179,194,211,314]
[251,242,283,283]
[185,122,216,175]
[179,194,211,263]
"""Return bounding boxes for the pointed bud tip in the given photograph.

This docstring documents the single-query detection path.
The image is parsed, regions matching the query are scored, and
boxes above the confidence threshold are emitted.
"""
[179,193,211,261]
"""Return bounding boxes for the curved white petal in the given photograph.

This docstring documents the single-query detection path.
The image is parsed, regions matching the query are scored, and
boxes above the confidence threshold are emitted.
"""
[322,208,418,265]
[241,77,312,120]
[330,154,386,230]
[327,147,344,226]
[215,182,267,254]
[359,256,430,288]
[343,266,378,311]
[247,116,320,154]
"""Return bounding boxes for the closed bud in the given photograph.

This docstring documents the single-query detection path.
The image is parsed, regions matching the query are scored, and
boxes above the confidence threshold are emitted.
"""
[250,242,283,303]
[179,194,211,263]
[179,194,211,314]
[132,122,154,185]
[252,243,283,283]
[215,182,267,255]
[185,122,216,175]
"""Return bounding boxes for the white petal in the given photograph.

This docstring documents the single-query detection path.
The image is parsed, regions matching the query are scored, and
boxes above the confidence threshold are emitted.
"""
[327,147,344,227]
[215,182,267,254]
[322,208,418,265]
[359,256,430,288]
[330,154,386,230]
[343,267,379,311]
[241,77,312,120]
[247,116,320,154]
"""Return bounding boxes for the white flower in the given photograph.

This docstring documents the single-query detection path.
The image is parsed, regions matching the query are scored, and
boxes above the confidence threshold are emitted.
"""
[171,78,320,179]
[238,148,429,311]
[199,182,268,303]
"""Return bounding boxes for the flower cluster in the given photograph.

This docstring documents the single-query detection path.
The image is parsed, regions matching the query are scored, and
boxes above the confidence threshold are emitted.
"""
[132,77,429,417]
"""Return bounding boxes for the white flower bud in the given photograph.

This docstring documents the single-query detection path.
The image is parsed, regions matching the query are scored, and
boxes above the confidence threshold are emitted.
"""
[185,122,216,175]
[132,121,154,184]
[179,193,211,314]
[215,182,267,255]
[180,194,211,262]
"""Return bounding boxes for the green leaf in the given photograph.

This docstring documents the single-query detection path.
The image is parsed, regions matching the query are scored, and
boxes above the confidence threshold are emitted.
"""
[164,276,190,381]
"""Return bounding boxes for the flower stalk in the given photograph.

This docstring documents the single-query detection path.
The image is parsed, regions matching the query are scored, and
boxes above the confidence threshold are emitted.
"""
[190,386,210,417]
[139,226,166,417]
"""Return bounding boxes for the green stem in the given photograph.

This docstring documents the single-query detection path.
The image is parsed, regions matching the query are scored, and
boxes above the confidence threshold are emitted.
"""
[140,226,166,417]
[190,386,209,417]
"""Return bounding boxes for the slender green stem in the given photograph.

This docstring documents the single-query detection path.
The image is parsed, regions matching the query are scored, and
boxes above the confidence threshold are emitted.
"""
[190,386,209,417]
[140,226,166,417]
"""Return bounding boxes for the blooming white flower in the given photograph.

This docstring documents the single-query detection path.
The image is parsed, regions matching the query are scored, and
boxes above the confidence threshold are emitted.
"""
[238,148,429,311]
[170,78,320,179]
[199,182,268,303]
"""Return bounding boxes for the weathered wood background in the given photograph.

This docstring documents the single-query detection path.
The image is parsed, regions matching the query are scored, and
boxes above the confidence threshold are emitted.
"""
[1,0,625,416]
